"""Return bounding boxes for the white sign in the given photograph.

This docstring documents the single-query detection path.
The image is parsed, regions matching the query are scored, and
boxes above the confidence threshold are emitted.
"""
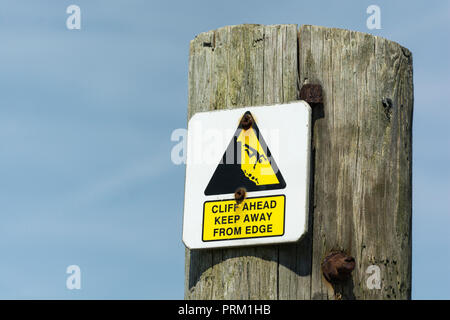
[183,101,311,249]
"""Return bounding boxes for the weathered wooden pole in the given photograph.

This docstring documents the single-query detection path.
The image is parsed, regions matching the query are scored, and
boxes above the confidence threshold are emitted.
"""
[185,24,413,300]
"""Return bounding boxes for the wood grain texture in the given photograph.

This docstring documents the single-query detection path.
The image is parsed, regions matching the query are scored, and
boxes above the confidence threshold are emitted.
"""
[185,24,413,300]
[300,25,413,300]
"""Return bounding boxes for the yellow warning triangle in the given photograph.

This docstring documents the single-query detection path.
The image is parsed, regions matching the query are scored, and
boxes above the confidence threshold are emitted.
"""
[204,111,286,195]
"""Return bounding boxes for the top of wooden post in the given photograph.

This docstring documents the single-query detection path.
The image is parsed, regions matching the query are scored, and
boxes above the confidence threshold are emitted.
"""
[186,24,413,300]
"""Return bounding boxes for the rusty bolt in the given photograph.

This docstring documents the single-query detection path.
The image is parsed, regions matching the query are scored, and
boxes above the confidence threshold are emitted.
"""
[321,252,355,283]
[300,84,323,104]
[234,187,246,204]
[240,113,253,130]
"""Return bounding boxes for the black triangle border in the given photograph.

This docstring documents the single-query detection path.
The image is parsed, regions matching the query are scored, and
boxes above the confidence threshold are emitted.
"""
[204,111,286,195]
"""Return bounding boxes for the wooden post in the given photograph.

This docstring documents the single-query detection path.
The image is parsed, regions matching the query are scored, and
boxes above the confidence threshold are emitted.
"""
[185,24,413,300]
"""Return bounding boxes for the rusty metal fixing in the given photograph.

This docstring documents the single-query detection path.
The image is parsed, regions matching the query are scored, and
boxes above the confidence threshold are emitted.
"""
[234,188,246,204]
[321,251,355,283]
[300,84,323,104]
[240,113,253,130]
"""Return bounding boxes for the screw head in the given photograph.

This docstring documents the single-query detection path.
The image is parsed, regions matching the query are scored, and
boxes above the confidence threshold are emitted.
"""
[234,188,246,204]
[240,113,253,130]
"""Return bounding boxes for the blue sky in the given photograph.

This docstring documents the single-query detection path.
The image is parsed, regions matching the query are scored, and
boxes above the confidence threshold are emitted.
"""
[0,0,448,299]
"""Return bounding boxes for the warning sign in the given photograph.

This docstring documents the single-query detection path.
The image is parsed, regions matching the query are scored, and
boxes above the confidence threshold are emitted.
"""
[204,111,286,195]
[183,101,311,249]
[202,195,285,241]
